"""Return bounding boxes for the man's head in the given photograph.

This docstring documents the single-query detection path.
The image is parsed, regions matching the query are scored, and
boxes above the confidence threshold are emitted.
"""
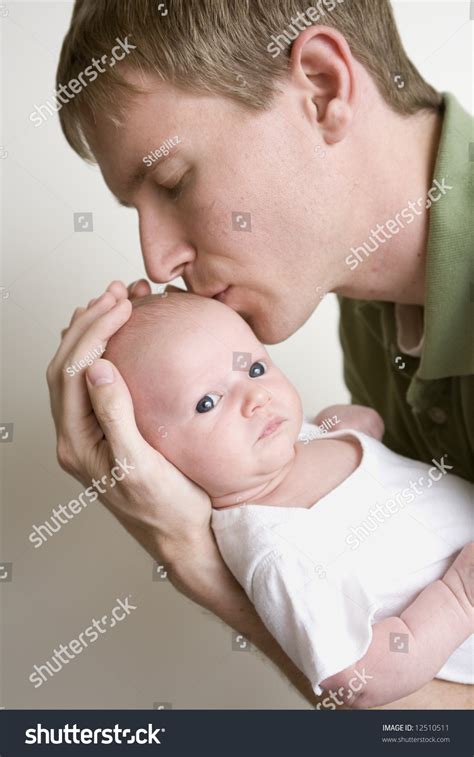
[57,1,441,343]
[105,293,303,505]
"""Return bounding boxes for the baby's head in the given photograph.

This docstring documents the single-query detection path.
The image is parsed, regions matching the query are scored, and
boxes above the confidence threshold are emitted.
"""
[106,293,303,507]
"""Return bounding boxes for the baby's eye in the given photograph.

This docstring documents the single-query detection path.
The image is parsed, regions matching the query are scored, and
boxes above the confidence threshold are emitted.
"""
[196,393,221,414]
[249,360,267,378]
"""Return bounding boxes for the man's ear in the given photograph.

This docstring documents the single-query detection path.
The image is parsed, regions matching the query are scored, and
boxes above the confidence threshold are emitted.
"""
[289,26,356,144]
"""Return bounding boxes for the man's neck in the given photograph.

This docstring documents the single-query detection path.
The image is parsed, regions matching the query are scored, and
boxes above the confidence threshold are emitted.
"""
[333,103,443,306]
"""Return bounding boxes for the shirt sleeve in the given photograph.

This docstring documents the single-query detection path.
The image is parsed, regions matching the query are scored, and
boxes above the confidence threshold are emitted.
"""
[250,548,376,695]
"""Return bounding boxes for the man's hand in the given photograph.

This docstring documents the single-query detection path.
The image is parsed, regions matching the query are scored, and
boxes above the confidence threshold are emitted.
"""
[47,279,212,562]
[314,404,385,441]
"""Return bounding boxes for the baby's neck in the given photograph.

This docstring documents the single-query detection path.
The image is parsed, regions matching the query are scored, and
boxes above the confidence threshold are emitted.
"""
[211,435,362,510]
[211,451,297,510]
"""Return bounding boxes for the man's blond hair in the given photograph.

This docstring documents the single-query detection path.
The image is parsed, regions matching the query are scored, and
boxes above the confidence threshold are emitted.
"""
[57,0,441,161]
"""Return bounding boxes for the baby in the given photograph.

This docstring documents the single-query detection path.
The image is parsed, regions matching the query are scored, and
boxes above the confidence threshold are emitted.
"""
[106,292,473,708]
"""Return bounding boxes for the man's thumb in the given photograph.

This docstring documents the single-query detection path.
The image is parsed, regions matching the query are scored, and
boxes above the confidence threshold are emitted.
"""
[86,359,142,457]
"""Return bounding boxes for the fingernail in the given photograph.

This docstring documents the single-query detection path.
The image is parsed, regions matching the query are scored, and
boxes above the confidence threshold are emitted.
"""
[87,360,114,386]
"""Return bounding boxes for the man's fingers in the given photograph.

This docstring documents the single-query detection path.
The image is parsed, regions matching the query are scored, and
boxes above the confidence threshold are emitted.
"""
[128,279,152,299]
[68,306,87,328]
[85,359,145,463]
[107,280,128,300]
[64,299,132,375]
[60,300,132,422]
[56,293,120,361]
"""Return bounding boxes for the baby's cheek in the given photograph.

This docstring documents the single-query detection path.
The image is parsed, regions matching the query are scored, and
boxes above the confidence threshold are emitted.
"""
[199,432,240,474]
[286,382,303,420]
[137,414,177,458]
[152,434,196,479]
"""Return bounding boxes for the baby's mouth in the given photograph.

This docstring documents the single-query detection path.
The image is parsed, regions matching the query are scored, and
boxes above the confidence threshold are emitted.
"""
[257,417,285,441]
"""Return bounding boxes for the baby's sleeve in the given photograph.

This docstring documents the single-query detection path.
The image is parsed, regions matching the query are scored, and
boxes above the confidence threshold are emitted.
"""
[250,547,376,695]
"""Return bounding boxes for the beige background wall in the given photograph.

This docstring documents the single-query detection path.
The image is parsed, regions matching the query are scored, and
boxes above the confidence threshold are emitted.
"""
[0,1,471,709]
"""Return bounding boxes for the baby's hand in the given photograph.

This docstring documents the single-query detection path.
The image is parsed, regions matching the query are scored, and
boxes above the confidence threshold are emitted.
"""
[313,404,385,441]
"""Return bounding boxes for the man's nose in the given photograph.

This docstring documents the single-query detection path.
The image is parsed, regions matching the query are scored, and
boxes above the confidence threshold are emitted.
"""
[138,205,195,282]
[241,384,272,418]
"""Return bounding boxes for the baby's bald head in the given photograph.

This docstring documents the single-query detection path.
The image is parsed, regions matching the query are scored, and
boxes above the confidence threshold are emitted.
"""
[104,291,302,505]
[106,291,216,369]
[105,291,261,439]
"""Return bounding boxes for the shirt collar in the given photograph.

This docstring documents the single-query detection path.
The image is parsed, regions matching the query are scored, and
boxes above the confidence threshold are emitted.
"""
[418,93,474,380]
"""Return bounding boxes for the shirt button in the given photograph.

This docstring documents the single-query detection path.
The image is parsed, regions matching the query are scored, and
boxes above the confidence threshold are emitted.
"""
[428,407,447,424]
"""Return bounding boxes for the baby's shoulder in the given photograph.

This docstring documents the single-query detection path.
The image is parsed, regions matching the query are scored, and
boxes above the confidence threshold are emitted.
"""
[295,435,362,501]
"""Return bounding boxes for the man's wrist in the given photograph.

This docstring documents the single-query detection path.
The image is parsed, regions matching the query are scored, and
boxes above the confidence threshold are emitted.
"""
[161,524,211,561]
[152,525,323,708]
[160,528,219,601]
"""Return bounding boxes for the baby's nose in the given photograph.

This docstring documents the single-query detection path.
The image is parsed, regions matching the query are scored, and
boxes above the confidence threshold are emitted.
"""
[241,384,272,417]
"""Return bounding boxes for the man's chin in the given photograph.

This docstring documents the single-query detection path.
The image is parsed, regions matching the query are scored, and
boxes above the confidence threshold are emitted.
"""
[242,311,296,345]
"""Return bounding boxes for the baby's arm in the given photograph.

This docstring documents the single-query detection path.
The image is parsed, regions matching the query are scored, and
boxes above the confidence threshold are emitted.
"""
[320,543,474,708]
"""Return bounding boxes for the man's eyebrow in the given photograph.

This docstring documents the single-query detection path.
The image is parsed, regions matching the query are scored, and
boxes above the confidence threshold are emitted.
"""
[114,165,146,207]
[116,150,178,208]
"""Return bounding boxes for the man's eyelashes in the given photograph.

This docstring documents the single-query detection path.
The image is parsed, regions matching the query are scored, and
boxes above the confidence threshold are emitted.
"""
[165,177,185,200]
[160,170,190,201]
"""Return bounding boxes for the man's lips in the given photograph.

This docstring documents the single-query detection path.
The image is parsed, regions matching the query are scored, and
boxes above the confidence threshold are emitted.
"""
[180,279,229,300]
[213,286,230,302]
[258,417,285,441]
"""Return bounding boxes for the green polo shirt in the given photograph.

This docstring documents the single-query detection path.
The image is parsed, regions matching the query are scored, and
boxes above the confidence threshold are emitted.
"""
[338,93,474,482]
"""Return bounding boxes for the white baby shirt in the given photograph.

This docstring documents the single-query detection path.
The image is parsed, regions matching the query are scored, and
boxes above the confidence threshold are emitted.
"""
[211,422,473,696]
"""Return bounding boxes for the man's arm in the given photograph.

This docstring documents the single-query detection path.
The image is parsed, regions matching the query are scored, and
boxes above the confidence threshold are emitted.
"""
[162,528,323,706]
[153,528,474,711]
